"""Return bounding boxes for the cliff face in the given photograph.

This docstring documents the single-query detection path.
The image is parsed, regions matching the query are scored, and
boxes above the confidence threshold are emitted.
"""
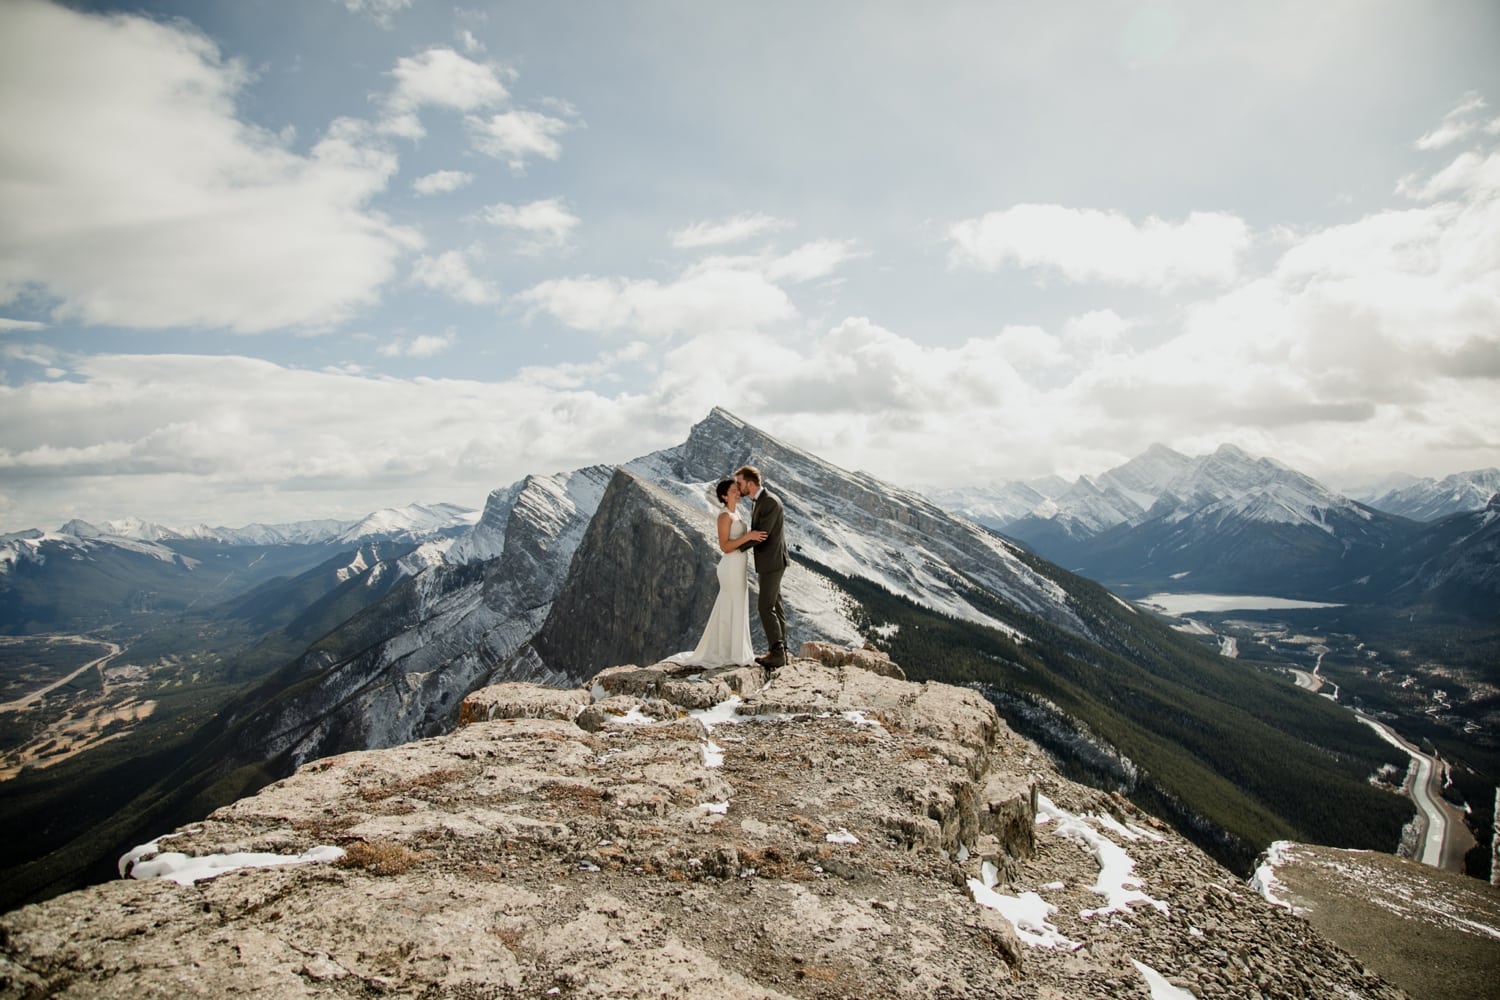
[0,647,1407,1000]
[531,469,722,678]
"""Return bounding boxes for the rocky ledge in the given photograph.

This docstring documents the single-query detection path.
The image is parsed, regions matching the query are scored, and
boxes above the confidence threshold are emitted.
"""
[0,644,1406,999]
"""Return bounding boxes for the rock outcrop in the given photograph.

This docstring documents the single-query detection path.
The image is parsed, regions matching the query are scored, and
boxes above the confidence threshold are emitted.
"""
[0,648,1408,999]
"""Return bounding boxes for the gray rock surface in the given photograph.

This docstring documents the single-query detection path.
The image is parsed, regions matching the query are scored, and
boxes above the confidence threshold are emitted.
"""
[531,469,723,680]
[0,658,1408,1000]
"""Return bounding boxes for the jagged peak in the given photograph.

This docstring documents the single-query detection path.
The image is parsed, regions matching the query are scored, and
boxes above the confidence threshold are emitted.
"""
[703,405,750,429]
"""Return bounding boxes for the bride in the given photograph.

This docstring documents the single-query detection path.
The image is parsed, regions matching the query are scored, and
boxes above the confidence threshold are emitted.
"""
[669,478,767,667]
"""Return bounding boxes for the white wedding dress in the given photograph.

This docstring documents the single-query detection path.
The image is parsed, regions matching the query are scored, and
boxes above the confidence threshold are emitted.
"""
[669,508,755,668]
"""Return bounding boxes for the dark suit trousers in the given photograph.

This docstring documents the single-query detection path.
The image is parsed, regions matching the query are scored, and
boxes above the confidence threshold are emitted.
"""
[757,566,786,650]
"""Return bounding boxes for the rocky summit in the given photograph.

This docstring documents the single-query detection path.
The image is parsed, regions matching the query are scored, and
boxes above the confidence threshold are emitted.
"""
[0,646,1406,999]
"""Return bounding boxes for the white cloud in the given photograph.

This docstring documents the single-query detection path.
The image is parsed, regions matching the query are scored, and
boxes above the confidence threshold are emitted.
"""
[412,170,475,196]
[1397,151,1500,201]
[670,213,790,249]
[1062,310,1132,353]
[514,341,651,390]
[339,0,412,28]
[2,341,61,368]
[1059,141,1500,467]
[0,1,419,333]
[0,351,647,529]
[479,198,580,254]
[948,205,1250,289]
[467,110,571,172]
[411,249,499,305]
[995,325,1069,369]
[378,333,456,358]
[517,266,794,337]
[1415,92,1489,150]
[386,47,508,117]
[0,318,47,332]
[765,240,862,283]
[457,29,484,55]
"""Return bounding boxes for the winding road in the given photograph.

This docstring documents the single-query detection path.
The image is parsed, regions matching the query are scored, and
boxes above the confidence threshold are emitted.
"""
[0,636,123,713]
[1284,656,1468,870]
[1354,713,1475,871]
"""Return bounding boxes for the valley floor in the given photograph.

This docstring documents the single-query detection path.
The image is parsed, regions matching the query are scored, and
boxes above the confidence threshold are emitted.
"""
[1146,599,1493,878]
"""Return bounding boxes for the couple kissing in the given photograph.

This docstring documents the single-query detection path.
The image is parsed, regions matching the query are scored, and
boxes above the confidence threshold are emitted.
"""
[668,464,790,670]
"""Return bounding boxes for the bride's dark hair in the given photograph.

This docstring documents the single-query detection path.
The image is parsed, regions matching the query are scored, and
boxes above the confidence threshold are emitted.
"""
[715,478,734,506]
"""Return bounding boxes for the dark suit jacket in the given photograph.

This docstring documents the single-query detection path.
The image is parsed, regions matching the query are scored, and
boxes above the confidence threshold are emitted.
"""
[748,488,789,574]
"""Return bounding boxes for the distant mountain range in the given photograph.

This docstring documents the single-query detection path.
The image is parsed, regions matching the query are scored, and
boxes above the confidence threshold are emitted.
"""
[43,501,479,547]
[1353,469,1500,522]
[0,502,478,632]
[934,445,1499,613]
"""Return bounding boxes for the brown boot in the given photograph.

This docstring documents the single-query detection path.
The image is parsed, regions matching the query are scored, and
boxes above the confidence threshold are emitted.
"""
[759,644,788,669]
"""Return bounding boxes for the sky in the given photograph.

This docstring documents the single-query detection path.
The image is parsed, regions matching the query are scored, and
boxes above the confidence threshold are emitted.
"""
[1,0,1498,532]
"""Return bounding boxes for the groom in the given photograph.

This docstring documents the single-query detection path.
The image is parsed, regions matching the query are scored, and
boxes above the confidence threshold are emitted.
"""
[734,464,789,668]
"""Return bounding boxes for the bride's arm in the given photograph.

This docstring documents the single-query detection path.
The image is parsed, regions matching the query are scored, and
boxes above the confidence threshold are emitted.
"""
[717,513,766,553]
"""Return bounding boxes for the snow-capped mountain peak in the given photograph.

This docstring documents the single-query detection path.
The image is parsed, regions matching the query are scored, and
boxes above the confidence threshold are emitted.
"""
[619,407,1082,640]
[1363,468,1500,522]
[336,502,479,545]
[58,517,185,542]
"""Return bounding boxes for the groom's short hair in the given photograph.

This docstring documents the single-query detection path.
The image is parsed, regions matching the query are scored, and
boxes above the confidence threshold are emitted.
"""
[734,465,762,486]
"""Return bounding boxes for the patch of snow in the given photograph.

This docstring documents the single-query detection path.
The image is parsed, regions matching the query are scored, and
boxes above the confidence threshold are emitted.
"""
[967,879,1079,950]
[841,710,884,729]
[701,740,725,768]
[1039,795,1169,918]
[826,828,859,845]
[1250,840,1297,910]
[1093,812,1141,841]
[700,801,729,814]
[968,797,1170,950]
[1133,960,1199,999]
[121,838,344,886]
[690,696,744,731]
[335,548,371,584]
